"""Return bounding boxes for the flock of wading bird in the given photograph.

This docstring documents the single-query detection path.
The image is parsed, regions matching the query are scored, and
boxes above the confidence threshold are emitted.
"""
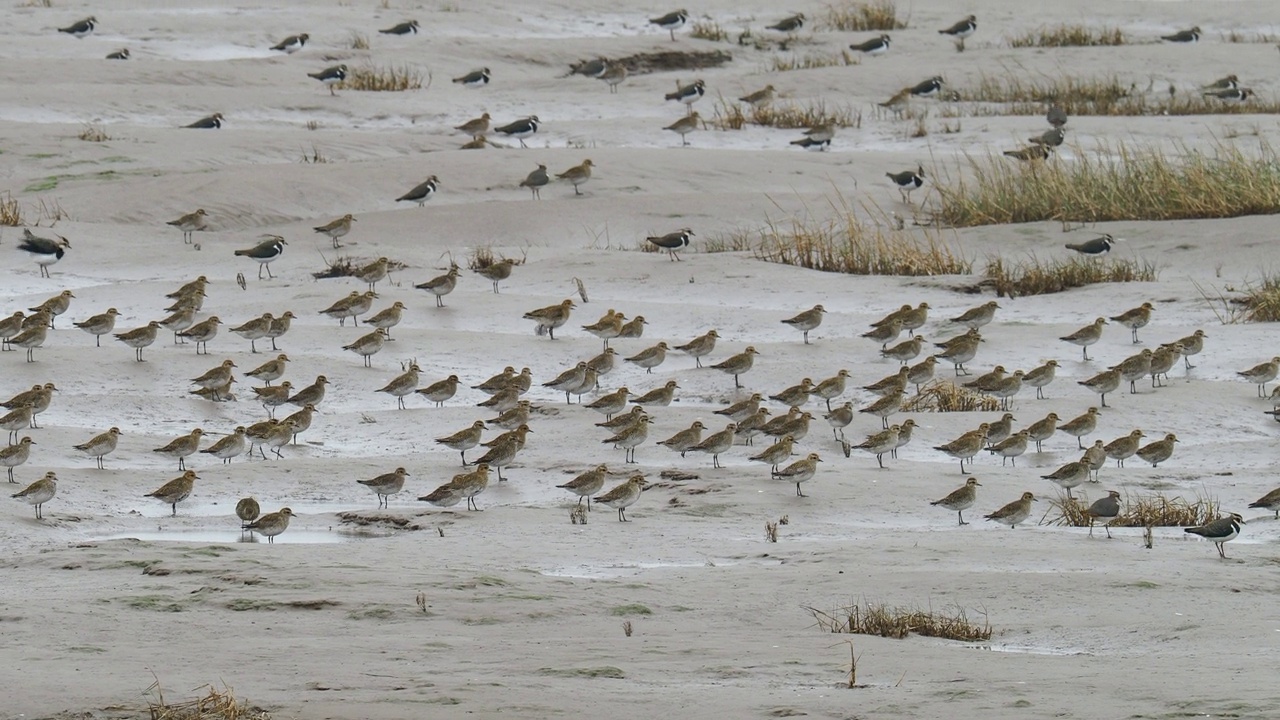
[4,266,1277,555]
[5,11,1269,552]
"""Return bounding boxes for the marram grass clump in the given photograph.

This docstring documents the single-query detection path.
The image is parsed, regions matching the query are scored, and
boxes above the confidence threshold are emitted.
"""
[723,201,971,277]
[0,192,21,226]
[1007,25,1127,48]
[955,73,1280,117]
[767,51,857,72]
[467,246,527,270]
[936,142,1280,227]
[144,680,270,720]
[807,600,992,641]
[1046,492,1220,528]
[710,99,860,130]
[312,255,408,280]
[823,0,907,32]
[689,20,729,42]
[341,64,424,92]
[903,381,1000,412]
[1238,274,1280,322]
[985,256,1159,298]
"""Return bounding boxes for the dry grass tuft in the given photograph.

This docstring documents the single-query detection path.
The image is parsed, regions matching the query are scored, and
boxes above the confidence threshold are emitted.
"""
[936,142,1280,227]
[341,64,423,92]
[349,31,370,50]
[963,73,1131,110]
[1007,25,1127,47]
[807,600,991,641]
[298,145,327,164]
[767,50,856,72]
[34,197,68,223]
[312,255,407,280]
[984,256,1158,298]
[144,679,270,720]
[701,228,759,254]
[955,73,1280,117]
[737,202,971,277]
[689,20,729,42]
[1222,30,1279,44]
[467,246,527,271]
[1046,492,1220,528]
[0,192,22,226]
[903,381,1000,412]
[710,99,861,130]
[611,50,732,74]
[823,0,907,32]
[1238,274,1280,322]
[0,194,66,226]
[78,123,111,142]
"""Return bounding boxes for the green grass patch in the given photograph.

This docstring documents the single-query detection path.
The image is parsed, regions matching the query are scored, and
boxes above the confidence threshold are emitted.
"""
[121,595,190,612]
[537,666,625,679]
[347,606,395,620]
[226,598,340,611]
[24,177,58,193]
[610,603,653,616]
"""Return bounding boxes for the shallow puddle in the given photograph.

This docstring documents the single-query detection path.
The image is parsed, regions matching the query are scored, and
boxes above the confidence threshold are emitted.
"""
[542,556,784,579]
[94,529,369,544]
[982,644,1091,657]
